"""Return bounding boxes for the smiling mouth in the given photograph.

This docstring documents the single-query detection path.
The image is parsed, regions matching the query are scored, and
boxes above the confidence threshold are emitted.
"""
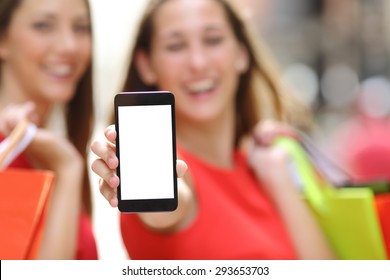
[187,79,216,95]
[44,65,73,78]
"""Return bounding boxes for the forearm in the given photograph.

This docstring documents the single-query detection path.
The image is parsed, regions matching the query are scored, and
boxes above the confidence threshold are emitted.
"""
[20,129,86,259]
[263,166,335,259]
[38,164,83,260]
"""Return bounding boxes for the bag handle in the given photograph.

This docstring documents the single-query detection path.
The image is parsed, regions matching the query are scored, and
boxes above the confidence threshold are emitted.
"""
[0,119,37,170]
[274,137,333,213]
[286,133,390,194]
[297,131,354,186]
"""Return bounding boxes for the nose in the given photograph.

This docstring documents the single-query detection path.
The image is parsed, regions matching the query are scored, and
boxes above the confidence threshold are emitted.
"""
[188,43,208,72]
[54,27,78,55]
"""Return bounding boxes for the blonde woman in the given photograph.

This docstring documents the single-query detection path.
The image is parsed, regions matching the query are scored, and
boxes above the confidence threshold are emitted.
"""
[91,0,333,260]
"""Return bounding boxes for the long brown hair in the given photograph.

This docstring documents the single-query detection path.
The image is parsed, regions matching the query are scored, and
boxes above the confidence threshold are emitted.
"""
[0,0,94,216]
[119,0,311,146]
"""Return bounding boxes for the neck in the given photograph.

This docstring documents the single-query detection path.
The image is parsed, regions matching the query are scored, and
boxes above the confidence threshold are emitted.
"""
[176,111,236,168]
[0,70,52,126]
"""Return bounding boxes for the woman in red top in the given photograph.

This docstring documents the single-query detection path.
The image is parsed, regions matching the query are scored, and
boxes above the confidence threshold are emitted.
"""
[0,0,97,259]
[91,0,334,259]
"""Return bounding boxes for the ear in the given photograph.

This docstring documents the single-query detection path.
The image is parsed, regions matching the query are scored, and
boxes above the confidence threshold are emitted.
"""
[235,43,250,74]
[134,49,157,85]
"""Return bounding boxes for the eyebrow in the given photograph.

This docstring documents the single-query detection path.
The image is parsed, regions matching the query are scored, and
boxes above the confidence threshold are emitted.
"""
[33,12,89,21]
[159,24,226,40]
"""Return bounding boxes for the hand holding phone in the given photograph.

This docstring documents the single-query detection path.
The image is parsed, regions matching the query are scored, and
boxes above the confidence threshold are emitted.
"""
[115,91,177,212]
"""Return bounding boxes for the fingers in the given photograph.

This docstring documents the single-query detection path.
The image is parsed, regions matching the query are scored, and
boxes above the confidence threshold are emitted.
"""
[176,160,188,178]
[90,139,117,170]
[253,119,297,146]
[0,102,40,135]
[24,102,40,125]
[20,102,38,122]
[91,158,119,188]
[93,158,119,207]
[99,178,118,207]
[90,125,119,207]
[104,125,117,145]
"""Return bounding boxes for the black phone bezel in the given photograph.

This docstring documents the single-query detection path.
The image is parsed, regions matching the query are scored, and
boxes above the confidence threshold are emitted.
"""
[114,91,178,213]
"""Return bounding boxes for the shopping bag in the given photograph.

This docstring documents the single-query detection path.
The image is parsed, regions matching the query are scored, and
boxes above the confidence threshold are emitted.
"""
[340,183,390,259]
[299,132,390,259]
[275,137,388,260]
[374,193,390,257]
[0,168,54,259]
[341,182,390,258]
[0,119,54,259]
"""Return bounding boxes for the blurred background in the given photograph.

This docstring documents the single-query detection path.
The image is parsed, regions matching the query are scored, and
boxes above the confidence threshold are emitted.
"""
[89,0,390,259]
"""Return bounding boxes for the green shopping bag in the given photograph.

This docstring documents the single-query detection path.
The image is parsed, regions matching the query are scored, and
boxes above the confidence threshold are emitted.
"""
[275,138,388,260]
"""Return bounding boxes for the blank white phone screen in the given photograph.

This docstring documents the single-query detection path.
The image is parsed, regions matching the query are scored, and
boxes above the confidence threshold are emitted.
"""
[118,105,174,200]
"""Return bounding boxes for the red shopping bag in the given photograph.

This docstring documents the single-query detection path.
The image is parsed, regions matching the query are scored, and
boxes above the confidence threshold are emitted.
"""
[375,193,390,258]
[0,168,54,259]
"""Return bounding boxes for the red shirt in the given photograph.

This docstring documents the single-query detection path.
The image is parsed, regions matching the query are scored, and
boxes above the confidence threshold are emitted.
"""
[0,135,98,260]
[120,147,297,259]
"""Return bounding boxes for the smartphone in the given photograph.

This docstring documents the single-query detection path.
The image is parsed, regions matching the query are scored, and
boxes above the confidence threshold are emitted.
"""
[114,91,177,212]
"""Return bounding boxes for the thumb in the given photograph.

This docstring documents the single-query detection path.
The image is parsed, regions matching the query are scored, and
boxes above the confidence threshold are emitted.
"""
[176,159,188,178]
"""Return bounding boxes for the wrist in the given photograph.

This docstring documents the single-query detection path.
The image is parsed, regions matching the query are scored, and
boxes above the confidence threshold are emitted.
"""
[55,159,84,189]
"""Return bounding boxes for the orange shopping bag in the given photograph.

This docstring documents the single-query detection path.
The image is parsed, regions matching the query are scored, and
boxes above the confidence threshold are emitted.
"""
[0,168,54,259]
[0,119,54,259]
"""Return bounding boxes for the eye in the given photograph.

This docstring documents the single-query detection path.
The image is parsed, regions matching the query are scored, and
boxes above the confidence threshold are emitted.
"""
[74,23,91,34]
[32,21,53,32]
[165,42,185,52]
[205,36,224,46]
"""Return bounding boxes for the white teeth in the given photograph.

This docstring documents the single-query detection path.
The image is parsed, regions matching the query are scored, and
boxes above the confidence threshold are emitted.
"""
[188,79,215,93]
[46,65,72,76]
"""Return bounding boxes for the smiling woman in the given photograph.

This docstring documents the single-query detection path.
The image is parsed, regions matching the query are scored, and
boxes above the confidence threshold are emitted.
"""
[0,0,91,106]
[90,0,334,260]
[0,0,96,259]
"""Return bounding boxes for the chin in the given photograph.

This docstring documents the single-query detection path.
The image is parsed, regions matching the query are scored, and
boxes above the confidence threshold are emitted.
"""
[46,88,77,103]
